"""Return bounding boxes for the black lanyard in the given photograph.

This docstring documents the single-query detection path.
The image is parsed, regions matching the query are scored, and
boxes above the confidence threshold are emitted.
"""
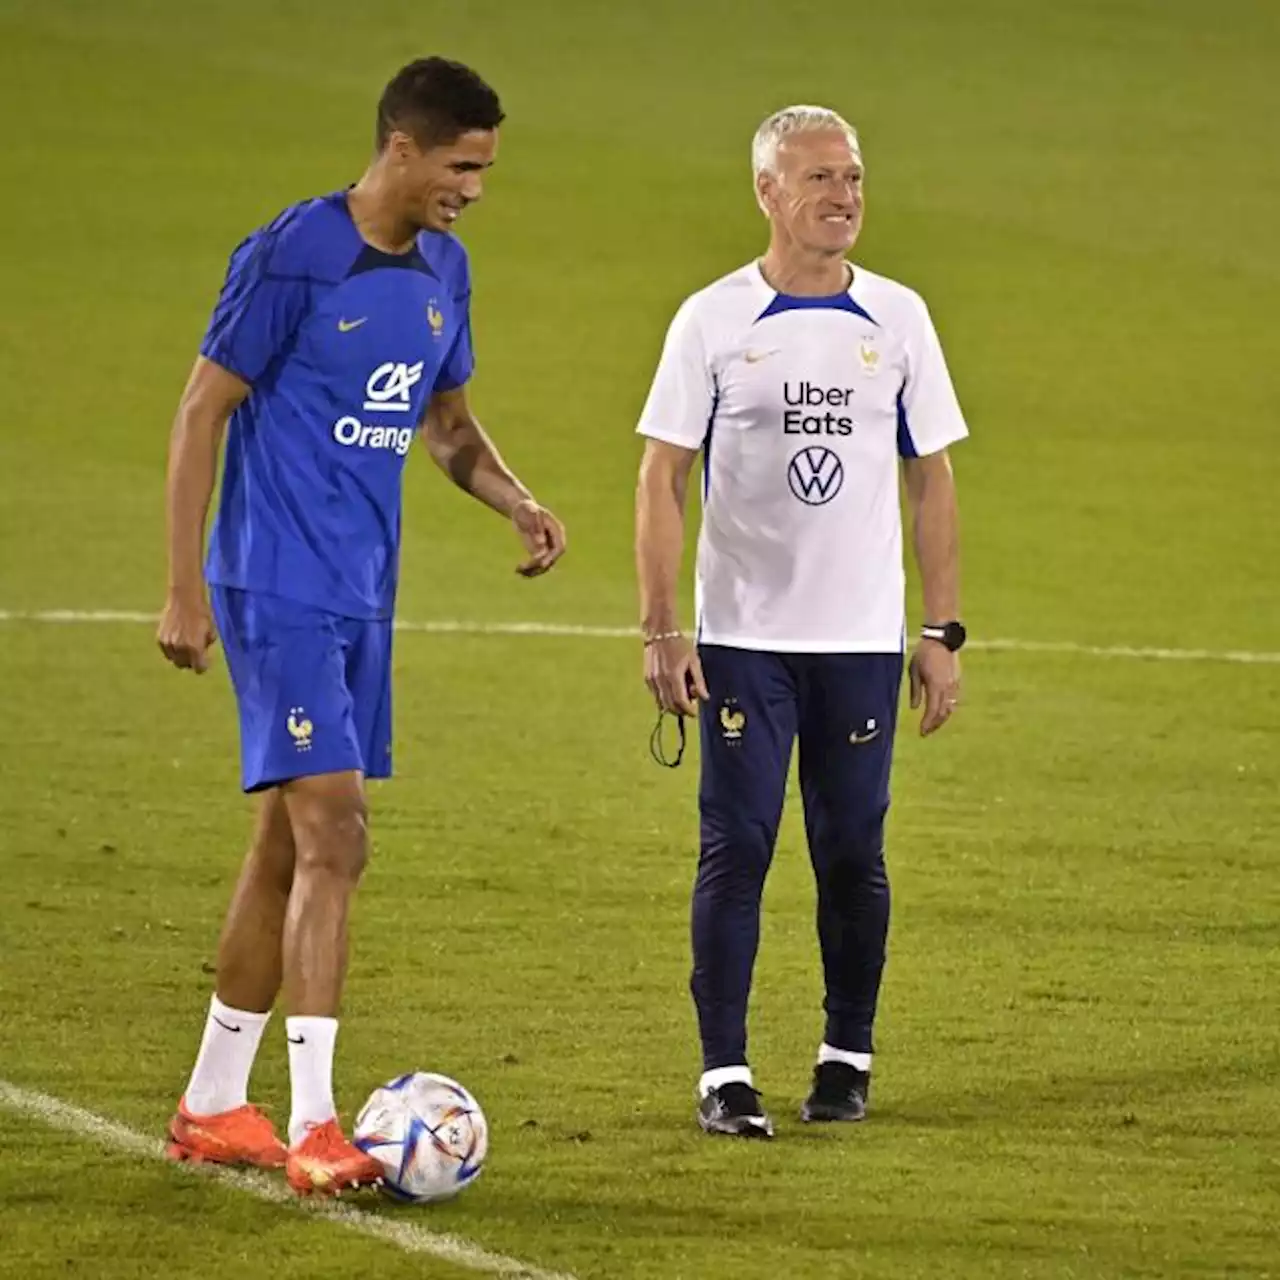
[649,709,687,768]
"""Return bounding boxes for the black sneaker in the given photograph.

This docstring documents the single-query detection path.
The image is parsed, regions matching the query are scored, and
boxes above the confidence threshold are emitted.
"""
[697,1082,775,1139]
[800,1061,870,1123]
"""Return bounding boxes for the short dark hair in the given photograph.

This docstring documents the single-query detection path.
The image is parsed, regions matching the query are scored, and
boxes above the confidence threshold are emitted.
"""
[375,57,504,152]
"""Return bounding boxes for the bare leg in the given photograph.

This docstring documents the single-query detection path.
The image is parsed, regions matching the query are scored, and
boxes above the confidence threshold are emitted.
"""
[214,789,297,1013]
[177,790,297,1129]
[277,769,369,1145]
[280,770,369,1016]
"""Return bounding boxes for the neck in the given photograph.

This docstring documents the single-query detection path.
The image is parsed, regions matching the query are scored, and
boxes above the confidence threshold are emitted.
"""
[760,240,851,297]
[347,164,417,254]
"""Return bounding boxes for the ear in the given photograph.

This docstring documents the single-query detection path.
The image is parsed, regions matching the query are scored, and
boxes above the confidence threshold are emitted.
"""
[755,171,774,217]
[386,130,416,165]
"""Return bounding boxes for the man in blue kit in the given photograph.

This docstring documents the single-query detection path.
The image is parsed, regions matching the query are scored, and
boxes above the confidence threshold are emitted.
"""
[156,58,566,1193]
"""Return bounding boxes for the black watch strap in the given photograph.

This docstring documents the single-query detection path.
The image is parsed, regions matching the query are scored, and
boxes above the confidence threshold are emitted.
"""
[921,621,967,652]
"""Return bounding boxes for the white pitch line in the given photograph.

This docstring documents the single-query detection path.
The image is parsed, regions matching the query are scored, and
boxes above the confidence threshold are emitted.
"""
[970,636,1280,665]
[0,608,161,625]
[0,1080,575,1280]
[0,607,1277,665]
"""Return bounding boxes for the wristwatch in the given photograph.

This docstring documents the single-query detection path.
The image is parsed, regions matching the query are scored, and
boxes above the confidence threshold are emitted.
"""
[921,621,967,652]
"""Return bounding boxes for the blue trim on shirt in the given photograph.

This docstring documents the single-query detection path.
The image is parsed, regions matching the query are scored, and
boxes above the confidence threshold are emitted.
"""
[702,375,721,502]
[896,378,919,458]
[756,292,878,325]
[697,377,721,645]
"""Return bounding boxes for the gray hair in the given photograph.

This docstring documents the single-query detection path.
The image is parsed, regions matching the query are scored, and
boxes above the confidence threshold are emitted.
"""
[751,105,861,184]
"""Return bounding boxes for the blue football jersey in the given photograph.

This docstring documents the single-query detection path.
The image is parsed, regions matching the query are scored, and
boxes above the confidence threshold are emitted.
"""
[201,192,473,620]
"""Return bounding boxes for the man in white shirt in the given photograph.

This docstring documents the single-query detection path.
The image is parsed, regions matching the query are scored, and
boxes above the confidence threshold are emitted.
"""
[635,105,968,1138]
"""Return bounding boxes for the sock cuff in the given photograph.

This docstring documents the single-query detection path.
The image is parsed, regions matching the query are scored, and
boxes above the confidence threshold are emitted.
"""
[699,1064,753,1098]
[211,994,270,1026]
[285,1015,339,1041]
[818,1043,873,1072]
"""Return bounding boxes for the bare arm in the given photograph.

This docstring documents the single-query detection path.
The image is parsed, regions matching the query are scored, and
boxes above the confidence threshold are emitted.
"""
[422,384,566,576]
[635,438,707,715]
[423,384,534,517]
[157,357,248,672]
[902,449,962,735]
[636,438,698,636]
[902,449,960,624]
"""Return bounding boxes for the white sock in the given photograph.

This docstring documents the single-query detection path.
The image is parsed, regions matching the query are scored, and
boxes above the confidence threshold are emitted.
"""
[819,1042,873,1073]
[184,995,270,1115]
[698,1064,753,1098]
[286,1016,339,1145]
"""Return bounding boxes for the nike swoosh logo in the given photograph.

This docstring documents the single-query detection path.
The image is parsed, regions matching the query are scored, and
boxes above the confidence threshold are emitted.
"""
[288,1034,306,1045]
[743,349,781,364]
[212,1015,242,1033]
[337,317,367,332]
[849,729,882,746]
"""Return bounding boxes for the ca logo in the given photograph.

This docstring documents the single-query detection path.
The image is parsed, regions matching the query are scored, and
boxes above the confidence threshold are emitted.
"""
[362,361,424,413]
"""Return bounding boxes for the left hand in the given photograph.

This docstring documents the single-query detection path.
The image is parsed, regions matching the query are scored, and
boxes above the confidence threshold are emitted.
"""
[511,499,567,577]
[908,640,961,736]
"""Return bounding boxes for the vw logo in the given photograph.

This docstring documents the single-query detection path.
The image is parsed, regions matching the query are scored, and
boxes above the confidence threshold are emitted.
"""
[787,446,844,505]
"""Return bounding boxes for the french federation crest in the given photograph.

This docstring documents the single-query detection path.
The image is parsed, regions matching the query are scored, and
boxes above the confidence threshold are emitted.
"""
[719,700,746,743]
[287,707,314,752]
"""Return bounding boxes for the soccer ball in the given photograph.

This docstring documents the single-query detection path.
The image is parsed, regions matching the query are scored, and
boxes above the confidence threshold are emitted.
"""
[354,1072,488,1203]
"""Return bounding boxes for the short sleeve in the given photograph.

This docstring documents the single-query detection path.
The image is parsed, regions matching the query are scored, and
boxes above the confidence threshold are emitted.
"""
[896,295,969,459]
[636,295,716,449]
[433,253,474,392]
[200,230,312,386]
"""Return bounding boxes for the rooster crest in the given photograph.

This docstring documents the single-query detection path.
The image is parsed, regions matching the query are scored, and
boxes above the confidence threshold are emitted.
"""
[287,707,314,751]
[719,706,746,736]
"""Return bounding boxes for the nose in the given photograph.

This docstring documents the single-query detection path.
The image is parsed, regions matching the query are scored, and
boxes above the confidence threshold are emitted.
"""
[835,178,860,207]
[461,173,484,204]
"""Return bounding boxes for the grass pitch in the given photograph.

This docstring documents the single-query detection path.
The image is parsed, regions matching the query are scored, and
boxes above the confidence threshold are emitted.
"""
[1,2,1277,1276]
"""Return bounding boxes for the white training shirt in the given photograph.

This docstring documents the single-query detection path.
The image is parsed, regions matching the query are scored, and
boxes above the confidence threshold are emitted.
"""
[637,261,968,653]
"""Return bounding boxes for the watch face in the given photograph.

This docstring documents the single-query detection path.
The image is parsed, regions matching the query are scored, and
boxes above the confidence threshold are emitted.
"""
[925,622,966,650]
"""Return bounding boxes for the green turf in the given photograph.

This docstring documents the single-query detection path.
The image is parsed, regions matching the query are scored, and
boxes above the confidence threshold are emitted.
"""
[1,1,1278,1277]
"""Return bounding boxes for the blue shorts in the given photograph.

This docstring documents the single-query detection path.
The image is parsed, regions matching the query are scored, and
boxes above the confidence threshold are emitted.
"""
[211,586,393,793]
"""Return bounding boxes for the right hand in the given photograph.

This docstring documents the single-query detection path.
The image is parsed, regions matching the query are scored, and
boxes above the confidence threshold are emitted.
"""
[644,633,709,717]
[157,589,217,673]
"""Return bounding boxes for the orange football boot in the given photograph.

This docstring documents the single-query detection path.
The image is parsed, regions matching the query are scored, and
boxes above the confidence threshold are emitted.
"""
[286,1118,383,1196]
[166,1098,287,1168]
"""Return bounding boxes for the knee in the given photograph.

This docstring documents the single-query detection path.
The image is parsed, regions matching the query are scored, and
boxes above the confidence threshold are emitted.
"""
[249,795,298,892]
[698,809,777,896]
[289,787,369,883]
[819,830,888,891]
